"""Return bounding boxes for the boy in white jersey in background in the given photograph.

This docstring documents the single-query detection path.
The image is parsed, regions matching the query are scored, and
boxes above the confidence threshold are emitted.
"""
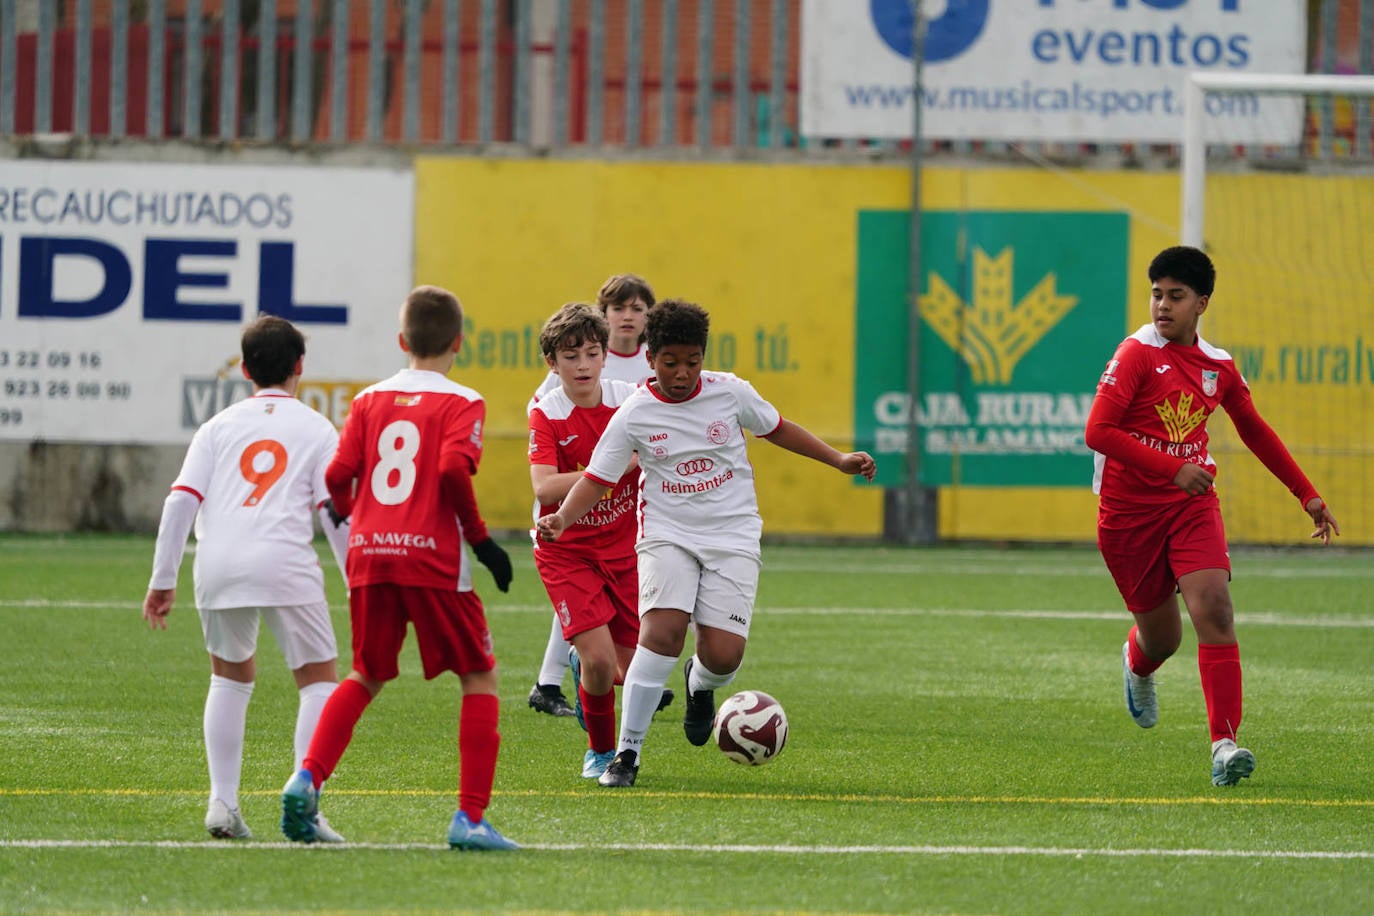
[526,274,671,718]
[143,315,349,841]
[536,299,876,787]
[528,303,642,778]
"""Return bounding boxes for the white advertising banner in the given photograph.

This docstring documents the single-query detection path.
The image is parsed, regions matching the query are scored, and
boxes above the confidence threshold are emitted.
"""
[0,161,414,443]
[801,0,1307,143]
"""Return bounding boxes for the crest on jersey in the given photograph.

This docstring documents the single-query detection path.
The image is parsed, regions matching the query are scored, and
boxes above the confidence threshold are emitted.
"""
[1201,370,1219,397]
[706,420,731,445]
[394,394,422,407]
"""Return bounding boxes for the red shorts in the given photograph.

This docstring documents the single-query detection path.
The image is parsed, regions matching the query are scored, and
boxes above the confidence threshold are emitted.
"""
[533,546,639,648]
[1097,494,1231,614]
[348,584,495,681]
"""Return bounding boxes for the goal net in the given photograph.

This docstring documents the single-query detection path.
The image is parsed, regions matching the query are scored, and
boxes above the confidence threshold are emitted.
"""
[1181,73,1374,547]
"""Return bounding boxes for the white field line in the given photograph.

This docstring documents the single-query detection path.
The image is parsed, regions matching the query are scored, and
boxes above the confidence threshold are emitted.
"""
[2,838,1371,859]
[9,598,1373,629]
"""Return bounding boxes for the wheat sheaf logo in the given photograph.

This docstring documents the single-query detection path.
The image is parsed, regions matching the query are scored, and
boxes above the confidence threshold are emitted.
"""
[920,247,1078,385]
[1154,392,1208,443]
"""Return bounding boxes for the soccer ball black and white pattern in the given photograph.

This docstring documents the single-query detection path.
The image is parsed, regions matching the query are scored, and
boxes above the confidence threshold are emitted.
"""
[712,690,788,765]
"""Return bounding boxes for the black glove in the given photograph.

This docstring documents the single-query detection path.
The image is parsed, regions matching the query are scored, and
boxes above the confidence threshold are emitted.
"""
[321,498,349,528]
[472,538,512,593]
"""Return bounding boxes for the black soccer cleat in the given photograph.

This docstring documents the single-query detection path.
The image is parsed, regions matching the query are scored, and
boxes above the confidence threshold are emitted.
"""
[655,688,675,714]
[597,750,639,788]
[528,683,575,717]
[682,658,715,747]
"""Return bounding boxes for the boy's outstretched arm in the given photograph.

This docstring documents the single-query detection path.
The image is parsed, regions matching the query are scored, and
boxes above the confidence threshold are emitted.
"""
[1226,399,1340,544]
[536,473,616,541]
[764,419,876,480]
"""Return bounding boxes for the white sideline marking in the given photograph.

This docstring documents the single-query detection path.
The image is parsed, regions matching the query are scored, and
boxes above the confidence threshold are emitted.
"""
[3,839,1371,859]
[9,598,1374,629]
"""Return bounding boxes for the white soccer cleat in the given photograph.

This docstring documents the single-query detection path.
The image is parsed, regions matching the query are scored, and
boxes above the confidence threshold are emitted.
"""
[1121,641,1158,729]
[312,812,347,843]
[1211,739,1256,787]
[205,798,252,839]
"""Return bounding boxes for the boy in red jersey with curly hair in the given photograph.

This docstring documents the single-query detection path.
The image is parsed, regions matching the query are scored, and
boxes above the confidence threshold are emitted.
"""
[1085,246,1339,787]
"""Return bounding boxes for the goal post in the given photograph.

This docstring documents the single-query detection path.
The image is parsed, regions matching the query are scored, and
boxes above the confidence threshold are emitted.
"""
[1181,72,1374,248]
[1179,72,1374,546]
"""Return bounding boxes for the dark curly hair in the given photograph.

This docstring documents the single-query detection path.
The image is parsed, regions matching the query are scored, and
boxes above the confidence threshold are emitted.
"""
[1149,246,1215,298]
[240,315,305,388]
[644,299,709,355]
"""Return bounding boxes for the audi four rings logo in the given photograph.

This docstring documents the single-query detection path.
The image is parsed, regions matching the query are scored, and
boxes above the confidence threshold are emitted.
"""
[675,457,716,476]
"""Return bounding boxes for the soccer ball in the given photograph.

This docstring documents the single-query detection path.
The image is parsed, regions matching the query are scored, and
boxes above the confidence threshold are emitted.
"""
[712,690,788,765]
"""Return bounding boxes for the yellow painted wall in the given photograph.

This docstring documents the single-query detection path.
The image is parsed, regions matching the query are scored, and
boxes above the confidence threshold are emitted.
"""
[414,158,1371,546]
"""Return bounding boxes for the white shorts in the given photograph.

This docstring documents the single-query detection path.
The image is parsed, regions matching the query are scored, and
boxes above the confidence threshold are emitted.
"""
[198,602,338,669]
[636,539,760,638]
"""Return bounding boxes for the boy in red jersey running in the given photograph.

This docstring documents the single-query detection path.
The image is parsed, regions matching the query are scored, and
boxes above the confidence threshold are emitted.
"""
[526,274,658,717]
[280,285,518,849]
[528,303,642,778]
[1085,246,1339,786]
[537,299,876,788]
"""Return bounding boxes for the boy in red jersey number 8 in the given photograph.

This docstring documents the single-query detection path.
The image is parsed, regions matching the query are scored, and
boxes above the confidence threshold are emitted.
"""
[1085,246,1339,786]
[279,285,518,850]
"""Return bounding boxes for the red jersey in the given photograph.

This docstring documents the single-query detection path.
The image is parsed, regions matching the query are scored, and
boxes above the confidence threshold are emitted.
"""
[1087,324,1317,516]
[528,379,638,556]
[328,369,488,591]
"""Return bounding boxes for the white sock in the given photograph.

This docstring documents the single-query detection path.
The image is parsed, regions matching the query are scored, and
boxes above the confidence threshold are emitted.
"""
[204,675,254,808]
[295,681,336,772]
[616,647,679,759]
[688,655,739,693]
[537,613,572,686]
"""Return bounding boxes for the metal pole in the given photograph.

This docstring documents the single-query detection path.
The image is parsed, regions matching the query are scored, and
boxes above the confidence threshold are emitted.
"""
[332,0,350,143]
[1180,74,1206,249]
[185,0,203,137]
[75,0,92,136]
[291,0,312,141]
[257,0,276,140]
[0,0,15,136]
[903,0,935,544]
[220,0,240,140]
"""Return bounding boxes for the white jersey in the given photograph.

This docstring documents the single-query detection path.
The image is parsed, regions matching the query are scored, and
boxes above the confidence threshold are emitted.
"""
[583,371,782,558]
[169,390,339,609]
[530,344,649,407]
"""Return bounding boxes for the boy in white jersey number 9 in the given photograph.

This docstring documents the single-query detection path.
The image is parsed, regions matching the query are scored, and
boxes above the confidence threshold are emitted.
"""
[143,315,349,842]
[536,299,876,787]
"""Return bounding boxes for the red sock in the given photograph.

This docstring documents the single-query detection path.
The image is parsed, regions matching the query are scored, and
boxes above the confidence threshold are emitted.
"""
[459,693,500,823]
[581,685,616,753]
[1126,625,1165,677]
[1198,642,1243,742]
[302,678,373,788]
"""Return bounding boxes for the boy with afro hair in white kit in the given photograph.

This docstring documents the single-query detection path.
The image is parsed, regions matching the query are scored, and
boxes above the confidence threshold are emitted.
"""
[537,299,876,787]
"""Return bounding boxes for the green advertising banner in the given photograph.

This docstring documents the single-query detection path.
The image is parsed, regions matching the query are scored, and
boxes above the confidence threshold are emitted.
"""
[855,210,1129,487]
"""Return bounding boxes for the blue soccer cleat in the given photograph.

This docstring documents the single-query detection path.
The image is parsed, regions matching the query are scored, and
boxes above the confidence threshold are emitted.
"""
[280,769,320,843]
[568,646,587,732]
[448,811,519,851]
[581,748,615,779]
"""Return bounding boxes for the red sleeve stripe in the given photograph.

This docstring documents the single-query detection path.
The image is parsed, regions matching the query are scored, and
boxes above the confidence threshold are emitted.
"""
[759,415,785,438]
[584,471,618,488]
[171,485,204,501]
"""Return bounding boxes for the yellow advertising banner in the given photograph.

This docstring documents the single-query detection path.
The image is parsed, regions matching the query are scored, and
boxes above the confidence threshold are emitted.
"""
[413,158,1370,546]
